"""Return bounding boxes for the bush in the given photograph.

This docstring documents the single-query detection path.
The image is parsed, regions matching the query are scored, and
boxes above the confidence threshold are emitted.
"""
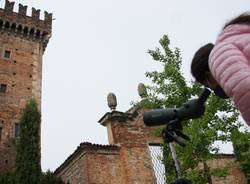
[0,171,66,184]
[41,171,66,184]
[0,172,16,184]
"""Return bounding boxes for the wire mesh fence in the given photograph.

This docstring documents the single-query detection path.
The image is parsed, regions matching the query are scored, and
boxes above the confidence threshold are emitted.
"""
[149,144,166,184]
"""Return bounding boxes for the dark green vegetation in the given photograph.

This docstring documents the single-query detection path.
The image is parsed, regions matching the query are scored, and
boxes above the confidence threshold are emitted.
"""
[0,100,66,184]
[16,99,41,184]
[231,129,250,183]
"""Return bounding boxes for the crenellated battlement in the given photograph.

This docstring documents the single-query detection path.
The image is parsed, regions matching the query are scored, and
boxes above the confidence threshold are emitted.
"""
[3,0,52,23]
[0,0,52,51]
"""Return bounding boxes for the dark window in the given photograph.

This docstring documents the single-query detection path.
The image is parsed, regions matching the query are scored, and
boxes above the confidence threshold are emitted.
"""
[15,123,20,138]
[0,127,2,142]
[3,50,11,59]
[0,84,7,93]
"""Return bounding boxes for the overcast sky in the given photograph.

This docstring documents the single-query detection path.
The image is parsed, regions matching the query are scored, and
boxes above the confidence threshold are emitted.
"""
[1,0,250,172]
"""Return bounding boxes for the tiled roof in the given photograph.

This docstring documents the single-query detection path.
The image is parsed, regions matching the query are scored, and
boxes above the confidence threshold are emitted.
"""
[54,142,119,175]
[213,153,235,158]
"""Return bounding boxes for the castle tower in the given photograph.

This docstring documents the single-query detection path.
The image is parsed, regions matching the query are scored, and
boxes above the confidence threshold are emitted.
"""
[0,0,52,173]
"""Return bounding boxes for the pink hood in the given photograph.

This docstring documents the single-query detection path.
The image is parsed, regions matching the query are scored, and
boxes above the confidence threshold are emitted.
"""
[209,24,250,126]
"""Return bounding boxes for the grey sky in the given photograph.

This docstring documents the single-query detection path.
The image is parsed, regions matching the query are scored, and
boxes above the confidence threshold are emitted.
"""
[1,0,250,171]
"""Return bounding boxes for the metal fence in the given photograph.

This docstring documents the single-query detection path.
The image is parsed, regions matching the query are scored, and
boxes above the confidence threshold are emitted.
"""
[149,144,166,184]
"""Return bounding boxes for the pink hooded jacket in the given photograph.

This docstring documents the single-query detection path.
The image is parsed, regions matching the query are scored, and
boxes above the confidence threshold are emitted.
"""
[209,24,250,126]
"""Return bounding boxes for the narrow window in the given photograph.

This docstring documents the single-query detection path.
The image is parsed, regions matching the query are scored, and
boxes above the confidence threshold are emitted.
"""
[15,123,20,138]
[3,50,11,59]
[0,84,7,93]
[0,127,2,142]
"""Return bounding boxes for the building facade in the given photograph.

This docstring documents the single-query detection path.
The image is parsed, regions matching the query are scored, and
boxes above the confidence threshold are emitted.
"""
[55,107,247,184]
[0,0,52,173]
[55,108,164,184]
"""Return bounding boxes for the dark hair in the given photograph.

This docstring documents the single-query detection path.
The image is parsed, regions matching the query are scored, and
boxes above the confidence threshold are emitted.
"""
[223,12,250,29]
[191,43,214,84]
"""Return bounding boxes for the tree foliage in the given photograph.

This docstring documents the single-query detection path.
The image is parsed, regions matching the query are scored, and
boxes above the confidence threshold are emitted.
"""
[40,170,67,184]
[143,35,245,183]
[231,129,250,183]
[0,100,67,183]
[0,170,67,184]
[15,99,41,184]
[0,172,16,184]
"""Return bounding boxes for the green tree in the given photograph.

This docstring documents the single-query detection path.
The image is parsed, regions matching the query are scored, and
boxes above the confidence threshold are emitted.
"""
[16,99,41,184]
[0,172,16,184]
[142,35,243,183]
[231,129,250,183]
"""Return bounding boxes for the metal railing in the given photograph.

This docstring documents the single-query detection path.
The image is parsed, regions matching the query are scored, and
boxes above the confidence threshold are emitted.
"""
[149,144,166,184]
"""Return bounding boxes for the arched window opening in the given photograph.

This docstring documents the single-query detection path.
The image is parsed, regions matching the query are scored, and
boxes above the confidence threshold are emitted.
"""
[23,27,28,37]
[17,25,22,34]
[10,23,16,32]
[0,20,3,28]
[30,28,35,37]
[35,30,41,39]
[4,21,10,30]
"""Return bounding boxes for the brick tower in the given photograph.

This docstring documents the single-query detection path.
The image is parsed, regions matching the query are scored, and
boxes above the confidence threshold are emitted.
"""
[0,0,52,173]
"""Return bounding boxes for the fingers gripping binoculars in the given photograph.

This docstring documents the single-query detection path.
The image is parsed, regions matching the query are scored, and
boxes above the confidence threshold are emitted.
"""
[143,88,211,146]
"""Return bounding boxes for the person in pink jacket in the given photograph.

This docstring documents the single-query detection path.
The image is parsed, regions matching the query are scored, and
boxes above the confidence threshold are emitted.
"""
[191,13,250,126]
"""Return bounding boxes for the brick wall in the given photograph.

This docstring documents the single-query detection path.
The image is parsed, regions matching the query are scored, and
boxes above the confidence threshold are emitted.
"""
[56,108,247,184]
[0,0,52,173]
[86,149,122,184]
[0,144,16,173]
[209,155,247,184]
[55,143,122,184]
[56,108,163,184]
[100,109,163,183]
